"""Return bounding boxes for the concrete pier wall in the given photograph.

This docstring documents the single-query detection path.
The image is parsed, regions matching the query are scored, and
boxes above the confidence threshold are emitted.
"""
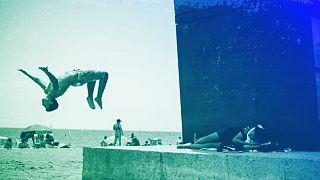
[174,0,320,150]
[82,146,320,179]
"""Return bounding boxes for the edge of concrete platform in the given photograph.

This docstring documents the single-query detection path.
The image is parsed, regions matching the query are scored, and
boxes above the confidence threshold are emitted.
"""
[82,146,320,180]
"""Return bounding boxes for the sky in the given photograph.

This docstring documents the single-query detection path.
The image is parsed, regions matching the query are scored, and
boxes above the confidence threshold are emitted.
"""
[0,0,182,132]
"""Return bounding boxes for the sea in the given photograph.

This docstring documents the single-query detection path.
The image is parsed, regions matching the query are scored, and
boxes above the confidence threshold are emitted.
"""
[0,127,182,147]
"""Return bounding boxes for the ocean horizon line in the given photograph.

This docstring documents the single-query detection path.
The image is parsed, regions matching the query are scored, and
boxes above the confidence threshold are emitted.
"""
[0,126,182,133]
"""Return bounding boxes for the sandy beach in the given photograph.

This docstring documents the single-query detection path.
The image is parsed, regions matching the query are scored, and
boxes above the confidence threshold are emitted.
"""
[0,147,83,179]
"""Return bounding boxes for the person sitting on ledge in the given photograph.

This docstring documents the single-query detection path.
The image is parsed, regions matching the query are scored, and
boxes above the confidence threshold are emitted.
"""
[127,133,140,146]
[100,136,108,147]
[18,67,108,112]
[176,136,183,145]
[177,125,271,151]
[142,141,150,146]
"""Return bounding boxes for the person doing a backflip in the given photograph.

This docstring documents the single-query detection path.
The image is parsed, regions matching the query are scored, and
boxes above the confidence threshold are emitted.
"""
[18,66,108,112]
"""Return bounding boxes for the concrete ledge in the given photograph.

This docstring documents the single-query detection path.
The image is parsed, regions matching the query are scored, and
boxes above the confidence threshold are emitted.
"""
[82,146,320,179]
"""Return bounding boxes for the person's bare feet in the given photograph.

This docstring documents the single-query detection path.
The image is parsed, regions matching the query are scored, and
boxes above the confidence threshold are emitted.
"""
[86,97,96,109]
[94,97,102,109]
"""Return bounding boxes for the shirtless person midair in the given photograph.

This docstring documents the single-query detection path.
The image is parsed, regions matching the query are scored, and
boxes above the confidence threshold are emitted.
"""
[18,67,108,112]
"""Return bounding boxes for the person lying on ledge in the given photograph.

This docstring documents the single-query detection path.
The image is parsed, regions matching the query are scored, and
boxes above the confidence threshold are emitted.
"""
[18,67,108,112]
[177,125,271,151]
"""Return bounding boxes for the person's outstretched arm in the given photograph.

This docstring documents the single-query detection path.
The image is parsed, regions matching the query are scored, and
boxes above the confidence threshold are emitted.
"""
[17,69,47,91]
[38,67,59,93]
[232,132,260,146]
[232,132,264,150]
[242,141,271,150]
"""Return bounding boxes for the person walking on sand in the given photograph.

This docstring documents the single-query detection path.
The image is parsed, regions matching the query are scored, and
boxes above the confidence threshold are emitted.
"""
[18,67,108,112]
[113,119,123,146]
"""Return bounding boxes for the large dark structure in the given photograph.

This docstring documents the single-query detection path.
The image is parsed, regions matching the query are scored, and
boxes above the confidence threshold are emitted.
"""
[174,0,320,150]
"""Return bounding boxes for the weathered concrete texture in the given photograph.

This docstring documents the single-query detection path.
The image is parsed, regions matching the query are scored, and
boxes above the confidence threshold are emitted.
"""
[174,0,320,150]
[82,146,320,180]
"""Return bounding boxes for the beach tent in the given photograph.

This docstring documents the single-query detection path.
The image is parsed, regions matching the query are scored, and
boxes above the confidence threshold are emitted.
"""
[106,135,128,146]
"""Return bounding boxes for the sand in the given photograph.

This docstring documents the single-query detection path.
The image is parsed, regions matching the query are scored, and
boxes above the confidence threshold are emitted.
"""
[0,147,83,179]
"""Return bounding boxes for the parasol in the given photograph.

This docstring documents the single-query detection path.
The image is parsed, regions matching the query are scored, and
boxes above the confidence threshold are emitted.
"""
[20,124,53,140]
[22,124,52,134]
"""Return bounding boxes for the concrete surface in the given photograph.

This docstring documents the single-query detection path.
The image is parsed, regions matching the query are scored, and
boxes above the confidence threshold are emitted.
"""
[82,145,320,180]
[174,0,320,150]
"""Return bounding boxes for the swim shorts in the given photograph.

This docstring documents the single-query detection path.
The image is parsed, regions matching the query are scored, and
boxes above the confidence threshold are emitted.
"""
[71,69,87,87]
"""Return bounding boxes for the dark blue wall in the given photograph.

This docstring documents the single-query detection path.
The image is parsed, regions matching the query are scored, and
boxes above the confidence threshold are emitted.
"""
[174,0,320,150]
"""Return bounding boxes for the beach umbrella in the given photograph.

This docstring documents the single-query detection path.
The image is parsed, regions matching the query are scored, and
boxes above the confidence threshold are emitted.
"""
[106,135,128,145]
[22,124,52,134]
[20,124,53,140]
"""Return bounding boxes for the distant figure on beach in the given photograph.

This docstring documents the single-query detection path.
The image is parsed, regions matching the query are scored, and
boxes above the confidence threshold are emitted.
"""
[4,138,13,149]
[113,119,123,146]
[45,133,54,145]
[126,133,140,146]
[45,133,59,146]
[33,134,42,148]
[177,125,270,151]
[148,138,162,145]
[100,136,108,146]
[39,134,46,148]
[20,132,34,145]
[18,139,30,149]
[176,136,183,145]
[142,141,150,146]
[18,67,108,112]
